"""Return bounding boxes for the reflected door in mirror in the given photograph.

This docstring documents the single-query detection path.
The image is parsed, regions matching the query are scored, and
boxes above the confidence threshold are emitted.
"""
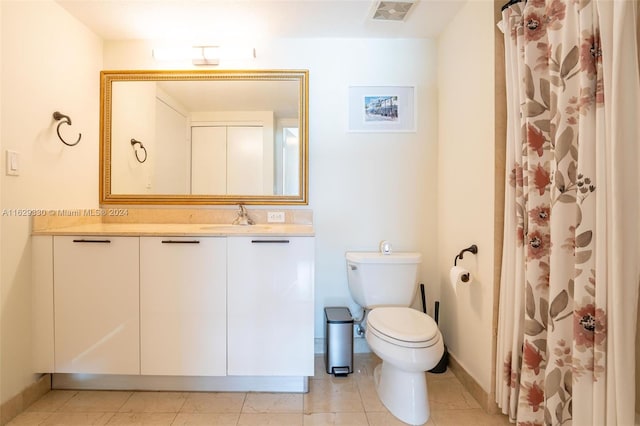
[191,126,270,195]
[155,98,190,194]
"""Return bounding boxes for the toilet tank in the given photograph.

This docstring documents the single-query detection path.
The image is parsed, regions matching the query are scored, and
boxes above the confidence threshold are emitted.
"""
[345,252,422,308]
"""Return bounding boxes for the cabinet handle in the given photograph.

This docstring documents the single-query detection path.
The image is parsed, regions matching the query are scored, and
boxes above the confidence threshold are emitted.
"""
[72,239,111,243]
[251,239,290,244]
[161,240,200,244]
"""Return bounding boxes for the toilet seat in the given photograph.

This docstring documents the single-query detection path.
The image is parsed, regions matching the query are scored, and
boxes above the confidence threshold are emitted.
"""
[367,307,440,348]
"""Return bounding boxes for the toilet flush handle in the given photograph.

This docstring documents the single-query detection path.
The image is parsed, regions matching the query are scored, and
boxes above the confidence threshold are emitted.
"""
[349,264,357,270]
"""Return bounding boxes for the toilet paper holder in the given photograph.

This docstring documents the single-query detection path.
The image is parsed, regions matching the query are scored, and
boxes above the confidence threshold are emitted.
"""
[454,244,478,266]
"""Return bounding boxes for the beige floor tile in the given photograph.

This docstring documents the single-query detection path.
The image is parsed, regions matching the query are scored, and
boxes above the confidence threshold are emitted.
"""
[14,353,509,426]
[430,408,511,425]
[6,411,52,425]
[59,391,132,413]
[237,412,303,425]
[314,353,379,381]
[118,392,186,413]
[426,368,457,380]
[355,376,385,412]
[461,389,482,409]
[24,390,78,413]
[304,378,364,414]
[40,412,115,425]
[366,411,436,426]
[105,412,177,425]
[427,378,480,411]
[242,393,303,413]
[180,392,246,414]
[353,353,380,378]
[170,413,239,425]
[303,411,369,425]
[313,356,329,380]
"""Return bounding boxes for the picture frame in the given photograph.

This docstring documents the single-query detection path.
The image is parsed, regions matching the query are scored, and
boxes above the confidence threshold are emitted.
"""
[348,85,416,132]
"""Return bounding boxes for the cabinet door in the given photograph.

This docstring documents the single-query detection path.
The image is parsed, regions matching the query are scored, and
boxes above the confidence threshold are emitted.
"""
[140,237,227,376]
[53,236,139,374]
[228,237,314,376]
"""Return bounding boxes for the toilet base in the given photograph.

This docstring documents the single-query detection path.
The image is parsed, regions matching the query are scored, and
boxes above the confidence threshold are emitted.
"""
[373,362,430,426]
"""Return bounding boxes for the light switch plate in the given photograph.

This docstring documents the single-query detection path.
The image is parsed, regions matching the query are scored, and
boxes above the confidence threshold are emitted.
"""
[6,150,19,176]
[267,211,285,223]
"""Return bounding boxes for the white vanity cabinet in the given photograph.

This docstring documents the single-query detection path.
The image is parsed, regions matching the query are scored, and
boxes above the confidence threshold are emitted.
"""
[53,236,140,374]
[32,223,314,392]
[227,237,315,376]
[139,237,227,376]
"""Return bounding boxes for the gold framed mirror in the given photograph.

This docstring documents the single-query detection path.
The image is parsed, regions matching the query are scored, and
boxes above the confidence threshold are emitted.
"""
[100,69,308,205]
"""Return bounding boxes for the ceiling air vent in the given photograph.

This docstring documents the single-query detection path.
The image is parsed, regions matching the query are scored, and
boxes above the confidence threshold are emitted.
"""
[371,1,417,21]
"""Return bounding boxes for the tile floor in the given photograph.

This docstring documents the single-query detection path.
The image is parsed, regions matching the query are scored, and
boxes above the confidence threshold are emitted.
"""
[8,354,511,426]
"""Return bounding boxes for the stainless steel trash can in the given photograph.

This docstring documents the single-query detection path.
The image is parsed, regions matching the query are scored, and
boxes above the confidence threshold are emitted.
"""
[324,307,353,376]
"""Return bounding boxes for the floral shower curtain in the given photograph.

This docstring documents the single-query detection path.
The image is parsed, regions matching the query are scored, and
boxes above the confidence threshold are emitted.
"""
[496,0,640,425]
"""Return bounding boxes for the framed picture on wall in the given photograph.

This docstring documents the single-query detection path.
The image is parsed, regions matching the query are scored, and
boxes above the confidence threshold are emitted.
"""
[348,85,416,132]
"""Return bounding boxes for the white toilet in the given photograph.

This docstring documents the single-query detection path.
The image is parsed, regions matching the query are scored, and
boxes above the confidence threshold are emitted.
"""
[346,252,444,426]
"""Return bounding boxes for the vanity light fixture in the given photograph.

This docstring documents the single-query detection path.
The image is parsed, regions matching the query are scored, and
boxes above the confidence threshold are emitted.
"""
[152,46,189,62]
[152,45,219,65]
[191,46,220,66]
[152,45,255,65]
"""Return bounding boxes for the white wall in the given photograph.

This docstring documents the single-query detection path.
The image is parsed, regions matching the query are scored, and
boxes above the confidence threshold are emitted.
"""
[0,0,4,410]
[0,9,442,406]
[437,1,496,393]
[104,38,440,339]
[0,0,102,404]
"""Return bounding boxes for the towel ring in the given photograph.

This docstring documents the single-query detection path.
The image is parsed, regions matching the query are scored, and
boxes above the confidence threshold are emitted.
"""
[52,111,81,146]
[131,139,148,163]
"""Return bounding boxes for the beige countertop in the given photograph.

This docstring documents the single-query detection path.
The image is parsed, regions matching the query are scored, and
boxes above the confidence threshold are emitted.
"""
[32,222,314,237]
[31,208,314,237]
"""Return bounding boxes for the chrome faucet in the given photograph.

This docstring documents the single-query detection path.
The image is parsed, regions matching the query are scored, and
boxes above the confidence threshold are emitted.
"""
[232,204,255,226]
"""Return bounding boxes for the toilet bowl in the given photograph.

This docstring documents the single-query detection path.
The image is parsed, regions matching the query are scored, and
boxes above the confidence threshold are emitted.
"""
[366,307,444,425]
[345,251,444,425]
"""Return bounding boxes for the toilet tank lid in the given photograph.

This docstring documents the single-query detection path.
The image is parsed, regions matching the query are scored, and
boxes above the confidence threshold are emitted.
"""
[346,252,422,264]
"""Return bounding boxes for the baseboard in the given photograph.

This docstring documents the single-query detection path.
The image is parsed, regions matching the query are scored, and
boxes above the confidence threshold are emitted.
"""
[447,354,499,415]
[52,374,308,393]
[0,374,51,426]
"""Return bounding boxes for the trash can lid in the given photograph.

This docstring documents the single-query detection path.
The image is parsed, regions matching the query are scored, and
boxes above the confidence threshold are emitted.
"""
[325,307,353,323]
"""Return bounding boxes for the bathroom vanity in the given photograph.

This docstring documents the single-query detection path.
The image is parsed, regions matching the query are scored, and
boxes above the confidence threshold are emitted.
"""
[28,68,314,392]
[31,209,315,392]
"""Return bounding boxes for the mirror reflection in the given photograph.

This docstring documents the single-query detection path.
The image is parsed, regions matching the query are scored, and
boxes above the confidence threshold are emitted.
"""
[100,70,308,205]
